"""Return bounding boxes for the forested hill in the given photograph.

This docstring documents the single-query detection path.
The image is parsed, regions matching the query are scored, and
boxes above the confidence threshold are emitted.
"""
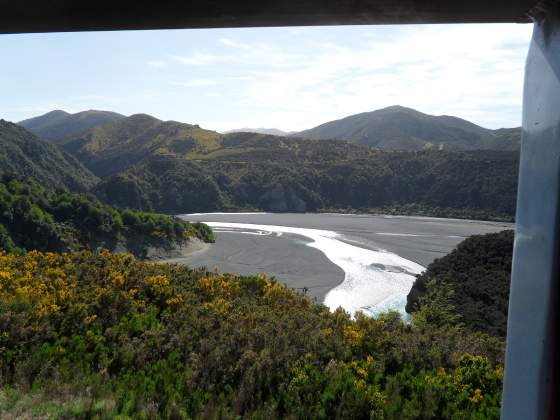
[0,120,99,191]
[0,176,214,258]
[406,230,514,337]
[296,105,521,151]
[8,111,521,221]
[94,132,519,221]
[56,113,223,176]
[18,109,125,140]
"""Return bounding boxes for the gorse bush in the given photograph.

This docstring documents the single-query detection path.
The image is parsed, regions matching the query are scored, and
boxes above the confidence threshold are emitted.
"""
[0,249,504,419]
[0,175,214,257]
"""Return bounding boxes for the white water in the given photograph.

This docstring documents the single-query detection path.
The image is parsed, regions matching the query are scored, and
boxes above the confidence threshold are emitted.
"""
[203,222,424,317]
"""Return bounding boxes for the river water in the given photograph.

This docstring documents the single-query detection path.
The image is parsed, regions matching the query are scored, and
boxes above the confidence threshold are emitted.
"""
[178,213,513,317]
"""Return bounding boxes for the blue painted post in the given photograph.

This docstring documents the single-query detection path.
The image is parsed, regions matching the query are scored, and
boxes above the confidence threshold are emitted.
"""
[502,8,560,420]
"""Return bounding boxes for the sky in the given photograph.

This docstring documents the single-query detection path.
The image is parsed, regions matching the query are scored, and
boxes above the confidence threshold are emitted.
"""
[0,24,533,132]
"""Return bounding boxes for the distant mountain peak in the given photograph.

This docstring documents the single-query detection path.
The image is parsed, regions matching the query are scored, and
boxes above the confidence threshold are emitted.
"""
[380,105,413,111]
[296,106,520,151]
[224,127,292,136]
[44,109,70,116]
[18,109,126,140]
[129,112,157,118]
[126,113,161,123]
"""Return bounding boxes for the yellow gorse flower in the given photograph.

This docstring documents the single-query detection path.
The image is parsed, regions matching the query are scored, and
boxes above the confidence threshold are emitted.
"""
[166,293,184,307]
[111,272,126,287]
[144,274,170,288]
[470,388,484,404]
[198,275,239,298]
[0,250,76,317]
[344,324,365,345]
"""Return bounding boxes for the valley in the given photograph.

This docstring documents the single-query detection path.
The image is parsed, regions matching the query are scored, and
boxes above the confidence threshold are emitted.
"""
[11,106,520,219]
[0,104,518,418]
[1,105,520,315]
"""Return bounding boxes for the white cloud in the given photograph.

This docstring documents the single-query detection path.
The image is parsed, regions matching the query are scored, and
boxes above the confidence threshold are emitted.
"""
[218,24,532,131]
[219,38,252,50]
[173,79,217,87]
[69,94,108,101]
[7,24,532,132]
[148,60,167,68]
[170,52,231,65]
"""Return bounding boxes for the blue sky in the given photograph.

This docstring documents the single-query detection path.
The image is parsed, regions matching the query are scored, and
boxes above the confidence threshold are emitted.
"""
[0,24,532,132]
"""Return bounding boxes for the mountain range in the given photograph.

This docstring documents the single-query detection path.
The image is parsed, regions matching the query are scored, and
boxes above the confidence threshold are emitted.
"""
[2,106,520,220]
[296,105,521,151]
[18,109,125,140]
[19,105,521,152]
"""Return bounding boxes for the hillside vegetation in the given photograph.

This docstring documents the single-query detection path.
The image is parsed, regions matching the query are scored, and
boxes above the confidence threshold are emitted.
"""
[95,132,519,220]
[57,114,222,177]
[1,108,518,418]
[406,230,514,338]
[0,120,98,191]
[296,106,521,151]
[18,109,124,140]
[12,110,520,221]
[0,176,214,258]
[0,249,504,419]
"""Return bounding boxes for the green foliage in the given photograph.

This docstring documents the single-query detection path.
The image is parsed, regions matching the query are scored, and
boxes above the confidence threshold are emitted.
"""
[95,157,227,214]
[0,250,505,418]
[407,230,514,337]
[58,114,223,177]
[95,134,518,221]
[9,111,518,220]
[30,113,517,220]
[0,119,99,191]
[0,225,18,253]
[383,354,503,419]
[412,280,463,329]
[0,176,214,257]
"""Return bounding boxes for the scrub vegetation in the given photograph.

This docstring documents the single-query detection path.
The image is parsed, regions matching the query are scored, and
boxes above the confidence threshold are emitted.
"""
[0,176,214,257]
[407,230,514,338]
[2,112,519,222]
[0,249,504,419]
[0,108,516,418]
[94,135,518,221]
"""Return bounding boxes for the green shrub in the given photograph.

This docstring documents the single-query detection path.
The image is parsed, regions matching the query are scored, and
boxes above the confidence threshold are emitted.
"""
[0,249,505,418]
